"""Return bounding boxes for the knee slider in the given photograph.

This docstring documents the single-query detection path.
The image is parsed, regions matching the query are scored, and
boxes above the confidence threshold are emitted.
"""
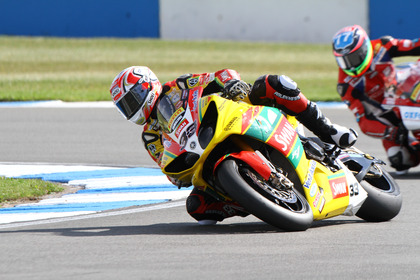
[186,194,201,214]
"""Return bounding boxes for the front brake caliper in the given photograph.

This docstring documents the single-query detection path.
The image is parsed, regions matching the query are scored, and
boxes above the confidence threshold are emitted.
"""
[269,170,294,190]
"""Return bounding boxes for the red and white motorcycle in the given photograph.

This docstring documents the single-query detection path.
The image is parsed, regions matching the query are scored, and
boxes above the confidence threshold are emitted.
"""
[382,59,420,147]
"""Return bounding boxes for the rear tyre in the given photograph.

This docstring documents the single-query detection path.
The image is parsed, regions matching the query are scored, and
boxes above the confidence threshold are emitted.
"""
[356,169,402,222]
[217,159,313,231]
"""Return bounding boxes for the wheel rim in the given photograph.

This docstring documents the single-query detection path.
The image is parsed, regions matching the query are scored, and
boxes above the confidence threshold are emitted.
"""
[241,167,306,212]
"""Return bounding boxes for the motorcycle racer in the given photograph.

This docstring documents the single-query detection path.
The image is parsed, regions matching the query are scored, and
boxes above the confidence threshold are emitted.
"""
[110,66,358,225]
[332,24,420,174]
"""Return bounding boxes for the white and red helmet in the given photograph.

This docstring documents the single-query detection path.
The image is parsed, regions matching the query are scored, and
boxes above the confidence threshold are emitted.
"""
[110,66,162,125]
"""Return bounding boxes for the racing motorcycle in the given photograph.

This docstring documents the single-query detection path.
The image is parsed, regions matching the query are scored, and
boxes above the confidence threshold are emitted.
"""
[382,60,420,145]
[157,87,402,231]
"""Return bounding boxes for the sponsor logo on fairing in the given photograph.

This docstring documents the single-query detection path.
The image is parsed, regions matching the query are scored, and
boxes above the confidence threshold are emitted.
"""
[274,121,296,152]
[303,160,317,189]
[291,145,300,161]
[403,111,420,121]
[168,108,185,132]
[186,121,197,137]
[224,117,239,131]
[318,197,326,213]
[310,183,318,197]
[313,188,324,208]
[175,119,189,138]
[190,141,197,150]
[329,176,349,199]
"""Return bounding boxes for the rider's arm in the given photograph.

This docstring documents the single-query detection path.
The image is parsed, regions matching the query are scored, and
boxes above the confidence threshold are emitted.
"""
[338,78,390,138]
[380,36,420,57]
[142,119,164,167]
[172,69,242,95]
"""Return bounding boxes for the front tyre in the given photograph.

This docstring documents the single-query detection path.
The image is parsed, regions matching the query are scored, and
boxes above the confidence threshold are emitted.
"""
[356,168,402,222]
[217,159,313,231]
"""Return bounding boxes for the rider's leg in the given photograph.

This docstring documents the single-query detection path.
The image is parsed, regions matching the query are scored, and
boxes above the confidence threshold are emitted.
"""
[250,74,357,148]
[186,187,248,225]
[383,139,420,174]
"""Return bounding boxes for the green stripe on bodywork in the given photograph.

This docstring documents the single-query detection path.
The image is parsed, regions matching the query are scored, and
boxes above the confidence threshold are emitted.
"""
[327,171,346,179]
[287,137,303,168]
[244,107,282,141]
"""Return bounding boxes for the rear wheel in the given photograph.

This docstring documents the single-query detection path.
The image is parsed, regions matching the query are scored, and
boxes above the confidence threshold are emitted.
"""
[356,167,402,222]
[217,159,313,231]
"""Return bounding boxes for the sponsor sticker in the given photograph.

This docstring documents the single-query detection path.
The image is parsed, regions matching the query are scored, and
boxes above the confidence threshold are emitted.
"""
[175,119,189,138]
[303,160,317,189]
[274,119,296,153]
[318,197,326,213]
[310,183,318,197]
[329,175,348,199]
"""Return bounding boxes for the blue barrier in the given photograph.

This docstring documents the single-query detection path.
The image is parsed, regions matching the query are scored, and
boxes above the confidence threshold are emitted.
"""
[369,0,420,39]
[1,0,417,41]
[0,0,159,37]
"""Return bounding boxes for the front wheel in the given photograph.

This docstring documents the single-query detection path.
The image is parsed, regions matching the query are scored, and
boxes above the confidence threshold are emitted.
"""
[216,159,313,231]
[356,168,402,222]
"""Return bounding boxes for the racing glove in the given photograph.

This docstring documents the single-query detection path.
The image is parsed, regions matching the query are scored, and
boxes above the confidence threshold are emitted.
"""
[384,123,408,144]
[329,124,358,148]
[222,79,251,101]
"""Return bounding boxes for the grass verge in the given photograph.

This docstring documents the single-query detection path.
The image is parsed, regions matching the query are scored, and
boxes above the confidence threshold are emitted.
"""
[0,36,342,101]
[0,177,64,207]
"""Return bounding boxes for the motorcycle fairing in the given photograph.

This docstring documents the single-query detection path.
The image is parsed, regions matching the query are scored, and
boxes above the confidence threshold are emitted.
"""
[396,106,420,130]
[301,159,367,220]
[383,60,420,130]
[158,92,366,219]
[239,106,306,173]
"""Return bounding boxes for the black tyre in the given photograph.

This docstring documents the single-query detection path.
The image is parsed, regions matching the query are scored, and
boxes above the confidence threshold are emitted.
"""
[356,168,402,222]
[217,159,313,231]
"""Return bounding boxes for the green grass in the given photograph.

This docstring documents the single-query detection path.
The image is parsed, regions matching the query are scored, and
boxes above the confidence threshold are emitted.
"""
[0,177,63,206]
[0,36,342,102]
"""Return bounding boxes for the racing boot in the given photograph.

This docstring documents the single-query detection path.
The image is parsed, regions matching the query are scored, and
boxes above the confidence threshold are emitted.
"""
[386,143,420,175]
[296,101,358,148]
[186,188,249,225]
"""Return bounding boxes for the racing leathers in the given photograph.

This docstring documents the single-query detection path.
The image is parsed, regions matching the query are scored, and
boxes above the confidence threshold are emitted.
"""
[142,69,357,224]
[336,36,420,171]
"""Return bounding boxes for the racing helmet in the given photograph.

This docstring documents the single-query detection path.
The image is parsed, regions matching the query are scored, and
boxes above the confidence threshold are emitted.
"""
[332,25,373,77]
[110,66,162,125]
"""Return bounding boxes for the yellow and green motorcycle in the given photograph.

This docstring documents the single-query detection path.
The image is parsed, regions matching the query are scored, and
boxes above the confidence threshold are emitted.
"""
[157,87,402,231]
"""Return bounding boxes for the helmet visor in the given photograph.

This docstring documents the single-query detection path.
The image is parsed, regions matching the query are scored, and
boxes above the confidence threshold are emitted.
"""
[336,39,369,71]
[116,82,149,119]
[336,39,372,77]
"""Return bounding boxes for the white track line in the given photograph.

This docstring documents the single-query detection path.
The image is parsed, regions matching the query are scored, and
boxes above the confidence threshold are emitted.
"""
[0,200,185,229]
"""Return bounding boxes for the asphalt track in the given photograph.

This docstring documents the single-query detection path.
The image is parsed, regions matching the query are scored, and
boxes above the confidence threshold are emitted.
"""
[1,104,420,280]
